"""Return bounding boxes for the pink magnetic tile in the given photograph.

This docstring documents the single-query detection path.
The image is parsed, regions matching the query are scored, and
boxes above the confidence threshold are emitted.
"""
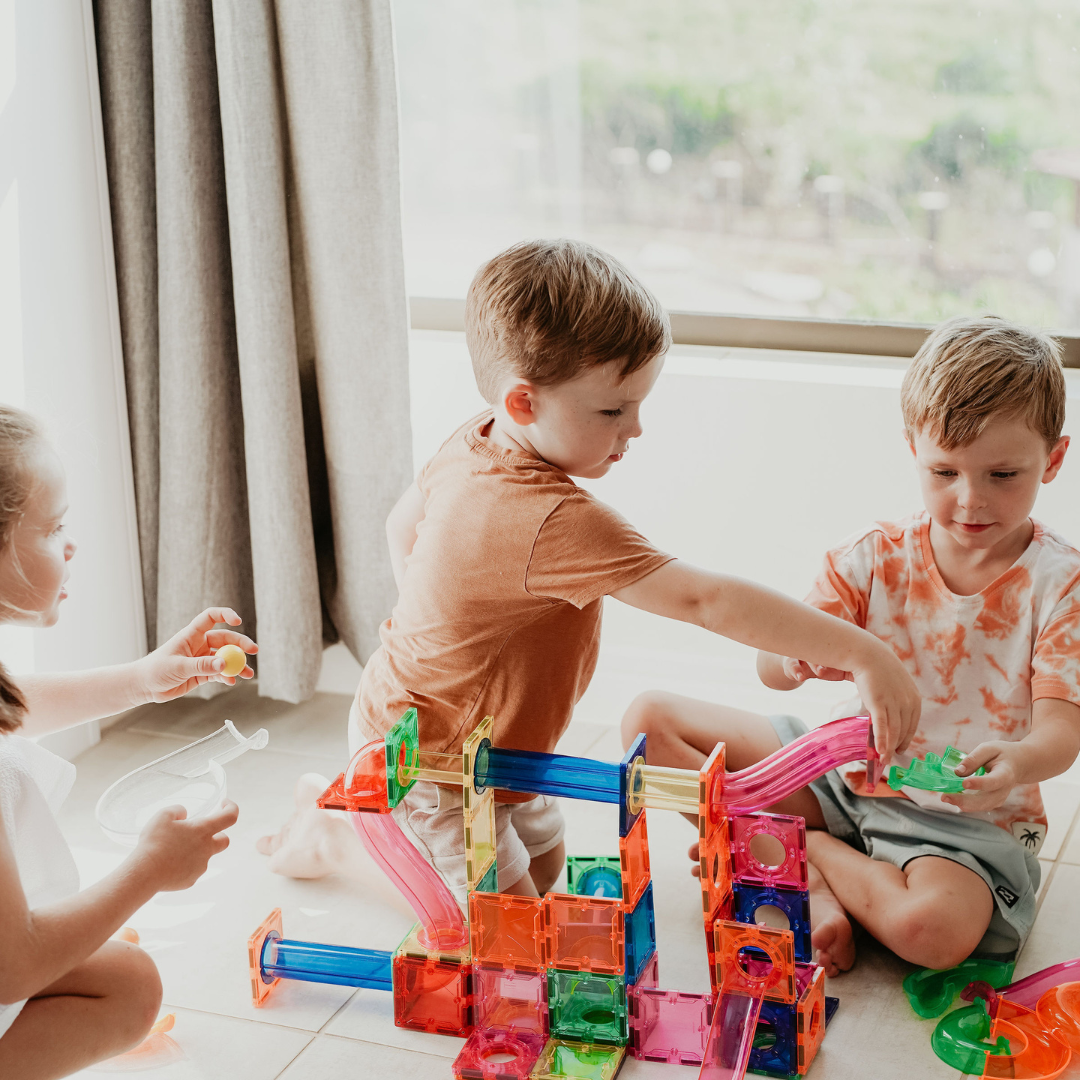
[730,813,807,890]
[474,964,548,1037]
[453,1028,546,1080]
[633,950,659,990]
[630,986,713,1066]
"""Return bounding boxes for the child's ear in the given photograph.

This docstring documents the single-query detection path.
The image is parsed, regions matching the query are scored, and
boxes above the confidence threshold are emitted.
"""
[1042,435,1070,484]
[503,383,538,427]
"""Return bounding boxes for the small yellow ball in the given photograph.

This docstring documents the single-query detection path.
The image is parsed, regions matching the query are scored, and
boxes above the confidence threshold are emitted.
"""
[216,643,247,677]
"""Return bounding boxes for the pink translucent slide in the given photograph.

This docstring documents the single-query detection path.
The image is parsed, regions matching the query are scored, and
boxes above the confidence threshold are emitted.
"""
[713,715,878,816]
[999,962,1080,1011]
[350,811,469,952]
[698,988,764,1080]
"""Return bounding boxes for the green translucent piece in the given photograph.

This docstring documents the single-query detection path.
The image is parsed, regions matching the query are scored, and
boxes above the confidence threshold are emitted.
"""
[473,860,498,894]
[902,957,1014,1018]
[548,969,628,1046]
[384,708,419,809]
[566,856,623,898]
[546,1042,624,1080]
[888,746,984,795]
[931,999,1011,1073]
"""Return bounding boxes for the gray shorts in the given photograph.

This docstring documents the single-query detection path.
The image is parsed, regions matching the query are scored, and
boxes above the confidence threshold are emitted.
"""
[770,715,1040,961]
[393,780,565,906]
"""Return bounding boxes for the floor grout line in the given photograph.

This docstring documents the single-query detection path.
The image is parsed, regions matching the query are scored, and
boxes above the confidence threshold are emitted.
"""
[314,988,359,1036]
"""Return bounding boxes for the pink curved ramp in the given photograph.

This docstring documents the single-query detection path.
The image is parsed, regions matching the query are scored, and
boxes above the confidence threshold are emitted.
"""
[714,715,876,817]
[350,811,468,952]
[1000,960,1080,1011]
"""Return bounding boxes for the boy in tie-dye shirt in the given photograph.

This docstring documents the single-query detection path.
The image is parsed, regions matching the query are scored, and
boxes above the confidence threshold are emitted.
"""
[622,315,1079,974]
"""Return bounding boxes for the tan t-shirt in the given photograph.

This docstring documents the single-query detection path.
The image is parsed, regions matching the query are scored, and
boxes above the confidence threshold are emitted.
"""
[355,413,674,775]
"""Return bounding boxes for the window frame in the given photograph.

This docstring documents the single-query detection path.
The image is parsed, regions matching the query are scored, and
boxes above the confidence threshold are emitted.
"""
[409,298,1080,367]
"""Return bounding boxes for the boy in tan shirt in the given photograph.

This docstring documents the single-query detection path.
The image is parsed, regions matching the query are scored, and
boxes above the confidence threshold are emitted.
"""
[264,239,919,906]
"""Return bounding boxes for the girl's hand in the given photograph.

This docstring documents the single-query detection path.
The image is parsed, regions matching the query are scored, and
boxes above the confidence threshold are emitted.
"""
[782,657,852,684]
[139,608,258,703]
[943,741,1027,813]
[133,801,239,891]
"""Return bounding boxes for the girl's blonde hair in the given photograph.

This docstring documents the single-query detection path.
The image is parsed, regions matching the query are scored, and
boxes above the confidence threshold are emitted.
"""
[0,404,44,733]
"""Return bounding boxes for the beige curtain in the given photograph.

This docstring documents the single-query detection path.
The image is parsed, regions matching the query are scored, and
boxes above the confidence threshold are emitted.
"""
[93,0,413,702]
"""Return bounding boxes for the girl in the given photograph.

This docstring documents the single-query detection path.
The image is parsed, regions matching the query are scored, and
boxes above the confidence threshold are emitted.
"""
[0,405,257,1079]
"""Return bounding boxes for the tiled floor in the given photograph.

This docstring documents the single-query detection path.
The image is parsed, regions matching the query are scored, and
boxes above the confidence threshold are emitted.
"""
[57,671,1080,1080]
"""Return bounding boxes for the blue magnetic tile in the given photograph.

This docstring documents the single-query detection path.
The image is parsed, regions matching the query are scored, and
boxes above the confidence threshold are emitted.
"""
[620,733,647,837]
[732,881,812,963]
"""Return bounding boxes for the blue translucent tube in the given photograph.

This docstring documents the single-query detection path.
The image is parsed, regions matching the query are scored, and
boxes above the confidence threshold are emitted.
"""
[261,937,393,992]
[475,744,621,803]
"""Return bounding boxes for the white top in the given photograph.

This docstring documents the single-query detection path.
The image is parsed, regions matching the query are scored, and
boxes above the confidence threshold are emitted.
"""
[0,733,79,1040]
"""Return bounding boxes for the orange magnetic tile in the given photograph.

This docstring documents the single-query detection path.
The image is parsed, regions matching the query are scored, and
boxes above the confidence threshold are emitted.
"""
[619,811,651,909]
[543,892,625,976]
[698,742,726,828]
[698,814,732,925]
[796,965,826,1073]
[703,889,733,996]
[470,891,545,971]
[713,919,796,1004]
[247,908,282,1008]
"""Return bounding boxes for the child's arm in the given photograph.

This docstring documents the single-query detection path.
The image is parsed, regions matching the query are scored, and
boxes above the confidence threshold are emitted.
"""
[0,801,237,1005]
[946,697,1080,812]
[15,608,257,739]
[386,481,426,593]
[757,651,851,691]
[612,560,921,760]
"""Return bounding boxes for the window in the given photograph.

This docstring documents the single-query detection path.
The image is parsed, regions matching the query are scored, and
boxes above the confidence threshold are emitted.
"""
[395,0,1080,330]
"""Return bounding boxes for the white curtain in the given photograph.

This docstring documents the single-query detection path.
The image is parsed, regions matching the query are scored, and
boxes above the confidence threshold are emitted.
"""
[94,0,413,701]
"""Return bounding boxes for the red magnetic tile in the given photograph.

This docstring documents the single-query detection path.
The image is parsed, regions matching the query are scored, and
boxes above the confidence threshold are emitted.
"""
[393,953,473,1036]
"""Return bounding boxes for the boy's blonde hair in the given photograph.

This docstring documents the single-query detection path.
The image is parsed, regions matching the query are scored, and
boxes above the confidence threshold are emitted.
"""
[464,239,670,402]
[902,315,1066,450]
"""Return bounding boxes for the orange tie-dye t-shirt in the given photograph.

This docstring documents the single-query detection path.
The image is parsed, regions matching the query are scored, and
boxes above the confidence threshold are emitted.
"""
[805,512,1080,851]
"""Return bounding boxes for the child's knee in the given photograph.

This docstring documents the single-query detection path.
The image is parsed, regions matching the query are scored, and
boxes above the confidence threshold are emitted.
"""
[892,901,981,970]
[621,691,677,748]
[104,942,163,1048]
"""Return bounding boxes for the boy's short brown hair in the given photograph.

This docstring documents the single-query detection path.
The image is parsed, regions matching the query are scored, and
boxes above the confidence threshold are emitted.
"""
[901,315,1066,450]
[465,239,670,402]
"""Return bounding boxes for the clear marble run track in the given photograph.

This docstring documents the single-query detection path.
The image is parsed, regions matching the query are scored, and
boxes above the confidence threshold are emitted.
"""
[247,711,881,1080]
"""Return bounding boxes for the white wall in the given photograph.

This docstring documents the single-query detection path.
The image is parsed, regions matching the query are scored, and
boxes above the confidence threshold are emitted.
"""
[408,330,1080,725]
[0,0,144,757]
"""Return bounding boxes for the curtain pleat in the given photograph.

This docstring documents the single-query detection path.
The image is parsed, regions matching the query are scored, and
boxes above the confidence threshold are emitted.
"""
[94,1,161,647]
[275,0,412,662]
[150,0,257,658]
[92,0,412,701]
[211,0,323,700]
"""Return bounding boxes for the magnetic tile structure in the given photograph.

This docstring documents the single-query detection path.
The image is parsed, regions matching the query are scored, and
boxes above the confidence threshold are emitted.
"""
[248,708,850,1080]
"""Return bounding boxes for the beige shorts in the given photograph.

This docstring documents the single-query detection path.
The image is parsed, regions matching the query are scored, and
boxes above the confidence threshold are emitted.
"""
[393,780,565,906]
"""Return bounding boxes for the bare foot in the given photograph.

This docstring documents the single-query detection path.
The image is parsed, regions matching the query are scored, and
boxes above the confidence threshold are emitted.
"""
[256,773,369,879]
[808,861,855,977]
